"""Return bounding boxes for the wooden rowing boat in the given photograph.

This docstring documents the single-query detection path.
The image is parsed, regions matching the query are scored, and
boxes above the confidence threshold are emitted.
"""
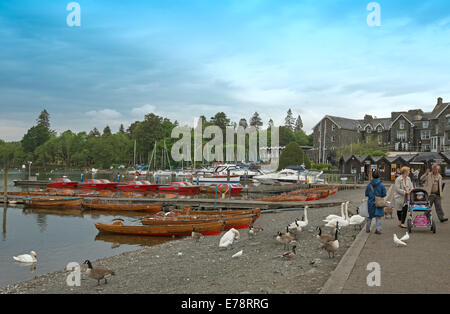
[170,208,261,218]
[82,199,162,212]
[95,220,225,236]
[141,214,257,230]
[23,197,83,209]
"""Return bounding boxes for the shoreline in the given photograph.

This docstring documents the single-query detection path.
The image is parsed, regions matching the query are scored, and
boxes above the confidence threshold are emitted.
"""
[1,188,366,294]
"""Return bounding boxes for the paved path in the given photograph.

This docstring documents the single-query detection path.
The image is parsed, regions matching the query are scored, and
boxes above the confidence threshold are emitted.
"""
[341,182,450,294]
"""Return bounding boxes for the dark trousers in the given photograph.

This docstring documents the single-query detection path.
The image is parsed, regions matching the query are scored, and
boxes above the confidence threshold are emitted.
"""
[397,205,408,224]
[429,194,445,221]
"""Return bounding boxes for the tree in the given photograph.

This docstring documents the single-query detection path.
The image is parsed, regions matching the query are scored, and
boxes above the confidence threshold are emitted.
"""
[89,127,101,137]
[239,118,248,128]
[285,109,295,130]
[21,124,52,153]
[119,124,125,133]
[268,119,274,127]
[250,112,263,129]
[210,112,230,130]
[278,142,311,170]
[294,115,303,131]
[103,126,112,137]
[37,109,50,129]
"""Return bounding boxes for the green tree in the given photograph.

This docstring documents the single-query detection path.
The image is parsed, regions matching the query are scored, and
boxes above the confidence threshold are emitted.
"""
[294,115,303,131]
[210,112,230,130]
[285,109,295,130]
[278,142,311,170]
[250,112,263,129]
[239,118,248,128]
[103,126,112,137]
[37,109,51,129]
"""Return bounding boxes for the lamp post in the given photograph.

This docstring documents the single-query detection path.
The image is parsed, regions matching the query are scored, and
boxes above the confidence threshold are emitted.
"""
[28,161,32,180]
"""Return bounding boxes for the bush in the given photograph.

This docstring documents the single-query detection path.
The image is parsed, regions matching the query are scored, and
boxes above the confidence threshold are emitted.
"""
[278,142,311,170]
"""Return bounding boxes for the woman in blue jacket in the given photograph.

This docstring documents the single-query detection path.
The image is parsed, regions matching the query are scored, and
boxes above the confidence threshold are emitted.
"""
[365,170,387,234]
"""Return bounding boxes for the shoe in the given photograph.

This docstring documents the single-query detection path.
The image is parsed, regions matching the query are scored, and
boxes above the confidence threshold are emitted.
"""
[375,230,382,235]
[440,218,448,223]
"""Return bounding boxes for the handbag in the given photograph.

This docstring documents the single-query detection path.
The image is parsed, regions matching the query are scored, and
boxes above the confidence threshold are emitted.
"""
[359,198,369,218]
[370,183,387,208]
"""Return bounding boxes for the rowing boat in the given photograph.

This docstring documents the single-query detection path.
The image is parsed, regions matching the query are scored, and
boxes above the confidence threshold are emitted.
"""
[95,220,225,236]
[23,197,83,209]
[141,214,257,230]
[82,199,162,212]
[170,208,261,218]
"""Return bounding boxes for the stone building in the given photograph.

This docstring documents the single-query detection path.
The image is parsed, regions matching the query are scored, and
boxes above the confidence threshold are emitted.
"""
[311,97,450,164]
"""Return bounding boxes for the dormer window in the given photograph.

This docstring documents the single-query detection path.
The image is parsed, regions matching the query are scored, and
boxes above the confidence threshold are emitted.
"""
[377,126,383,133]
[399,121,405,130]
[365,126,372,133]
[423,121,429,129]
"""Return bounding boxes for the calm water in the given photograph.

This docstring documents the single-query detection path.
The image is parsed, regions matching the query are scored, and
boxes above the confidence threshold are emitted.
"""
[0,170,177,288]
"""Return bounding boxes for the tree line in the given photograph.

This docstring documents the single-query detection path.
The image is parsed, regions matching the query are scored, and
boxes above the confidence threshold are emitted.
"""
[0,109,312,169]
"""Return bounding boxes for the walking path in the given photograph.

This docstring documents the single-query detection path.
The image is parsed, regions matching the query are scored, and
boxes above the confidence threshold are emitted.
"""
[337,181,450,294]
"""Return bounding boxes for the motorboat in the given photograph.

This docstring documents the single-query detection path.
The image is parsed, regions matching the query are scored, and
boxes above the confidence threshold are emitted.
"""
[252,167,324,184]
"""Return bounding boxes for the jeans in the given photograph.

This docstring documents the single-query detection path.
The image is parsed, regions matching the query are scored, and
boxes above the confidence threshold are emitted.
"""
[366,217,382,231]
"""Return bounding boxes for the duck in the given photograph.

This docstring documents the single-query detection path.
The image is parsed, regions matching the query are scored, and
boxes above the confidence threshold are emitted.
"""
[191,226,203,242]
[325,203,350,228]
[279,245,297,260]
[13,251,37,263]
[324,203,345,222]
[322,228,339,258]
[393,234,407,247]
[275,231,296,250]
[219,228,240,249]
[83,260,115,286]
[315,226,335,243]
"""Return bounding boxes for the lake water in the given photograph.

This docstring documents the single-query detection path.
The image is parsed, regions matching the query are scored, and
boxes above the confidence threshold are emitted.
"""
[0,170,178,288]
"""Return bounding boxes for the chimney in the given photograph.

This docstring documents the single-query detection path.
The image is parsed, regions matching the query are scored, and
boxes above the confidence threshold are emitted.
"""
[437,97,443,105]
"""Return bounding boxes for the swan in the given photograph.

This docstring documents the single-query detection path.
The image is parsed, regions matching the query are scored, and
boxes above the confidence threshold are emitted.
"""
[296,206,309,228]
[325,204,350,228]
[324,203,345,222]
[349,206,365,229]
[13,251,37,263]
[219,228,240,249]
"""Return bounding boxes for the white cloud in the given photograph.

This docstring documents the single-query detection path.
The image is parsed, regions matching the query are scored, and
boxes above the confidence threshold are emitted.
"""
[86,109,121,119]
[130,104,157,119]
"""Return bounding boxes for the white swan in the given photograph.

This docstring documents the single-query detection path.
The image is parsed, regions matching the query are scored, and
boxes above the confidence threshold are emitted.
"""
[13,251,37,263]
[219,228,240,249]
[324,203,345,222]
[325,204,349,228]
[349,204,365,228]
[296,206,309,228]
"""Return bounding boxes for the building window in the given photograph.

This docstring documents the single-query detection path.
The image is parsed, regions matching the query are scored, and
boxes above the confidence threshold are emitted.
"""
[378,134,382,144]
[366,126,372,133]
[377,126,383,133]
[421,130,431,139]
[399,121,405,129]
[423,144,431,152]
[397,130,407,141]
[331,136,335,143]
[423,121,429,128]
[331,124,336,131]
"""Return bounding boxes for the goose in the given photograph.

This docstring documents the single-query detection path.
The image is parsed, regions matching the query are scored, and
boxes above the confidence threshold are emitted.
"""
[83,260,115,286]
[275,231,296,250]
[325,204,350,228]
[399,232,409,242]
[191,226,203,242]
[393,234,407,247]
[232,250,243,258]
[322,229,339,258]
[315,227,335,243]
[13,251,37,263]
[324,203,345,222]
[219,228,240,249]
[248,225,263,239]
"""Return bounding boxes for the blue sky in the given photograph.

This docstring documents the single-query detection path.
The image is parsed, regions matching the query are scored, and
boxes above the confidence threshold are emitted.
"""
[1,0,450,140]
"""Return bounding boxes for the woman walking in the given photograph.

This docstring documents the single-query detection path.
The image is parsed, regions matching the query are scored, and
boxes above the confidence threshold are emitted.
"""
[365,170,387,234]
[393,166,414,228]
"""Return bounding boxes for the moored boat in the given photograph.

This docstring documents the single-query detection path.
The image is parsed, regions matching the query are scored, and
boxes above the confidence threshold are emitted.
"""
[46,178,78,189]
[158,182,201,193]
[117,181,160,192]
[141,214,257,230]
[169,208,261,219]
[203,183,243,194]
[95,220,225,236]
[82,199,162,212]
[23,197,83,209]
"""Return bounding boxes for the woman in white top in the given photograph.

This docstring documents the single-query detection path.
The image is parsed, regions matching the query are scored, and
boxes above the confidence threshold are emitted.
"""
[393,166,414,228]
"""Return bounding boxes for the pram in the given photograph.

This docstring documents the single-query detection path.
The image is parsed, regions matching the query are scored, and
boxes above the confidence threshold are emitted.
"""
[406,188,436,233]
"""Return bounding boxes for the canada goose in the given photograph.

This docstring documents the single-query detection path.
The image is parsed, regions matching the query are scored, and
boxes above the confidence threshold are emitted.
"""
[275,231,296,250]
[287,221,302,238]
[13,251,37,263]
[324,203,345,222]
[322,229,339,258]
[393,234,407,247]
[248,225,263,239]
[316,227,335,243]
[191,226,203,242]
[83,260,115,286]
[219,228,240,249]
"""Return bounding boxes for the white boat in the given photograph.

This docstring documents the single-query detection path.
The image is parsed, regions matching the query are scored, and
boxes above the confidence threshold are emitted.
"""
[253,167,324,184]
[212,164,264,178]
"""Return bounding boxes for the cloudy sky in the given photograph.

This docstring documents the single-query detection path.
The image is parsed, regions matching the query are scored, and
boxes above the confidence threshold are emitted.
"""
[1,0,450,141]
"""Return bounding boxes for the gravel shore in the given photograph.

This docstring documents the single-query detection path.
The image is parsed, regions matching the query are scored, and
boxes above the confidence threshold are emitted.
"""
[1,188,366,294]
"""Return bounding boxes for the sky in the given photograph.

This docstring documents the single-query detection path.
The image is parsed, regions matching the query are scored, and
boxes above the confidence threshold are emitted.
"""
[1,0,450,141]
